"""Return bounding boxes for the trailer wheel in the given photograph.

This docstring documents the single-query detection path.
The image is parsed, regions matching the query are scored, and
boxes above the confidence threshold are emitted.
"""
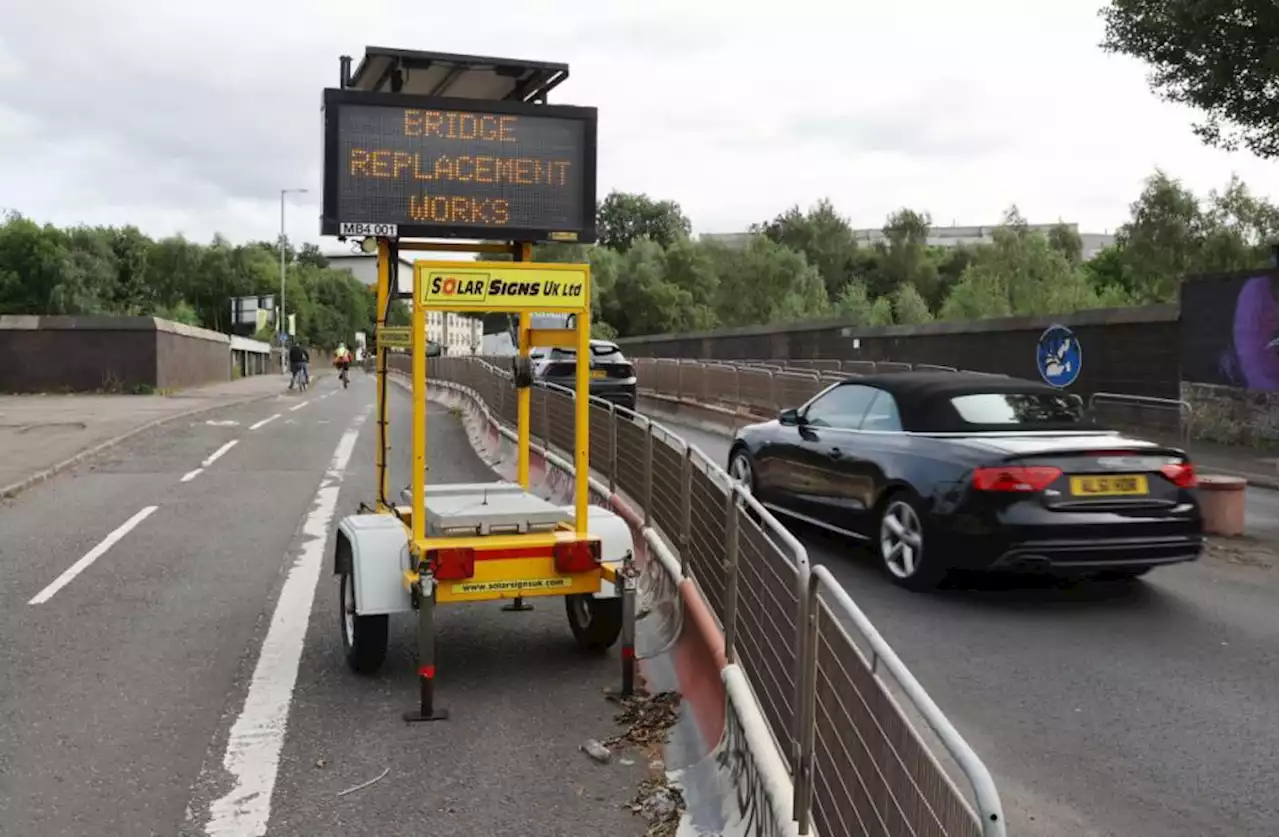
[565,594,623,651]
[340,569,388,675]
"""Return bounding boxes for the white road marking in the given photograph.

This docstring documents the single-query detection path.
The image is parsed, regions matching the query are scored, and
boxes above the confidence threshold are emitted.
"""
[181,468,204,483]
[289,400,310,412]
[249,414,281,431]
[205,420,241,427]
[29,506,159,605]
[202,406,371,836]
[202,440,238,467]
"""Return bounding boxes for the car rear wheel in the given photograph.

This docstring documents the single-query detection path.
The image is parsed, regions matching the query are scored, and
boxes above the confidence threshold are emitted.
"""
[877,491,945,590]
[729,448,755,495]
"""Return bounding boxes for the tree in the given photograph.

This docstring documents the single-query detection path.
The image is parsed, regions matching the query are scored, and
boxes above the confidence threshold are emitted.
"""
[1047,222,1084,266]
[873,209,940,304]
[704,235,829,328]
[1100,0,1279,158]
[891,283,933,324]
[596,191,692,251]
[754,199,860,301]
[606,238,699,337]
[940,208,1105,320]
[0,213,382,351]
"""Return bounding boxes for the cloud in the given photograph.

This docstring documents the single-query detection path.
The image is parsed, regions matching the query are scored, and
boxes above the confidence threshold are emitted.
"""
[0,0,1273,251]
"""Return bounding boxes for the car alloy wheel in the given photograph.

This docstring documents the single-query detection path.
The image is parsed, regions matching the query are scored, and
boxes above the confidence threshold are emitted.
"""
[729,451,753,494]
[880,499,924,579]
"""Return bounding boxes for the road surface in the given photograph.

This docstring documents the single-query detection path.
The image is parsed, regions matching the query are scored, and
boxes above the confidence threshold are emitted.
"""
[659,415,1278,837]
[0,374,645,837]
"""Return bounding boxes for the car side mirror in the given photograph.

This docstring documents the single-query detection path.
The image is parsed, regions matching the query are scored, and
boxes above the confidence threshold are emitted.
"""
[779,407,801,426]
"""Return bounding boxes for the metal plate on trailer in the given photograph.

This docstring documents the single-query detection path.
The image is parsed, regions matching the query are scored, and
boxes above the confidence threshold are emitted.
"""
[407,481,573,535]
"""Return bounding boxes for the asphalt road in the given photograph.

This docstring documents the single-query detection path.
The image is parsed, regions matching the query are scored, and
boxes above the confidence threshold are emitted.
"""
[661,416,1278,837]
[0,373,644,837]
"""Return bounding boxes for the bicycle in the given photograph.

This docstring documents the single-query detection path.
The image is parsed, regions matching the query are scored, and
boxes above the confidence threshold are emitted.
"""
[290,364,310,392]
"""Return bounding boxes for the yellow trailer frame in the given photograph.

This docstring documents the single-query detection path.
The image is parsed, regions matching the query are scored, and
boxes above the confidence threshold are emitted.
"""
[350,238,631,723]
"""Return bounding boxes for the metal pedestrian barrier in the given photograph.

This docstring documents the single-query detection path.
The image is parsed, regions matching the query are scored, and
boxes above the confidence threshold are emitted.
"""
[417,355,1007,837]
[627,357,1195,452]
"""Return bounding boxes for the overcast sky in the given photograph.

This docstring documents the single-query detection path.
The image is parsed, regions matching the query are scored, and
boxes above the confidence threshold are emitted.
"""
[1,0,1274,255]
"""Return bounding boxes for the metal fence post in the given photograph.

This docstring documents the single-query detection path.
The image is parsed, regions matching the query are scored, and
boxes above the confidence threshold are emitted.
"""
[643,421,654,528]
[608,403,618,495]
[722,486,740,663]
[541,386,551,452]
[679,445,692,578]
[793,574,820,836]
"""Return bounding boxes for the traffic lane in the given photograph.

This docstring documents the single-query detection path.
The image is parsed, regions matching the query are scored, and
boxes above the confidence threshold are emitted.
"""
[0,391,317,614]
[0,379,362,837]
[652,417,1278,837]
[253,388,647,837]
[800,532,1277,837]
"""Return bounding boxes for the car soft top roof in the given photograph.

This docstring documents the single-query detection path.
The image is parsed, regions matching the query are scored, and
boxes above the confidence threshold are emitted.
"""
[831,370,1098,433]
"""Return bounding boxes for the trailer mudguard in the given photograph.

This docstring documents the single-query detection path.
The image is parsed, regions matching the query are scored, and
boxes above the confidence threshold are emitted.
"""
[336,513,414,616]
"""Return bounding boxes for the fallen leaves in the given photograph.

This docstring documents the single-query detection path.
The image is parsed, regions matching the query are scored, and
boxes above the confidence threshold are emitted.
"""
[602,691,680,751]
[627,776,685,837]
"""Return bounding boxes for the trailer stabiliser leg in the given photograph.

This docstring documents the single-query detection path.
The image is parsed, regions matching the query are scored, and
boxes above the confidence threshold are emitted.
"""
[502,595,534,612]
[404,575,449,723]
[620,552,638,698]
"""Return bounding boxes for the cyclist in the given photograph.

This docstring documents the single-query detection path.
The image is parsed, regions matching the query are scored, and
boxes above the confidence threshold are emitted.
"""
[288,342,310,390]
[334,343,353,388]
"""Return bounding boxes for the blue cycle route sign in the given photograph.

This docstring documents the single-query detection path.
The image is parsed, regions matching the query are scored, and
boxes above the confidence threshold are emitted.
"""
[1036,324,1081,388]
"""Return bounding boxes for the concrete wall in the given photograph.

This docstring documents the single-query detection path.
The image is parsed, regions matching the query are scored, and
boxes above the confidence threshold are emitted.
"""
[617,305,1182,400]
[0,315,243,394]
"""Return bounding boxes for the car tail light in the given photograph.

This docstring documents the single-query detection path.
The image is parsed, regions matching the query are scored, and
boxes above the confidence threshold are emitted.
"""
[428,547,476,581]
[1160,461,1198,488]
[554,539,601,574]
[972,466,1062,492]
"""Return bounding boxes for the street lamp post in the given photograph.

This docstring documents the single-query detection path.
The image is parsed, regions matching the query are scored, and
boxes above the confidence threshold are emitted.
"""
[279,187,309,368]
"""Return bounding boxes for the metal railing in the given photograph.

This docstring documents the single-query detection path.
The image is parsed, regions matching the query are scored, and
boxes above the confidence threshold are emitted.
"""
[414,355,1007,837]
[625,357,1196,452]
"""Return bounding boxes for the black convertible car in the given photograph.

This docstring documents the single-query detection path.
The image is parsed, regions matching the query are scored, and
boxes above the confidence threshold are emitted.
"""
[727,371,1203,589]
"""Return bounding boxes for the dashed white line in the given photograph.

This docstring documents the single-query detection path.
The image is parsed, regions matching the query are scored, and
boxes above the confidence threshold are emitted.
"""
[201,406,370,836]
[180,468,204,483]
[29,506,159,605]
[289,400,310,412]
[249,413,281,431]
[202,440,239,467]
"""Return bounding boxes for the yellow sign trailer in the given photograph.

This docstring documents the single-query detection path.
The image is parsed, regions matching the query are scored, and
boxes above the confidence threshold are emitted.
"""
[325,48,636,722]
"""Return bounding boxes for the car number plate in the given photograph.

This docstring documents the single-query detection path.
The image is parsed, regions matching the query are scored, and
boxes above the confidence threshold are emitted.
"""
[1069,474,1149,496]
[590,369,608,379]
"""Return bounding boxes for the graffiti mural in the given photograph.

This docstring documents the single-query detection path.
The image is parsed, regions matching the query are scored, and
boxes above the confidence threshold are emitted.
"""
[1180,269,1279,392]
[715,697,785,837]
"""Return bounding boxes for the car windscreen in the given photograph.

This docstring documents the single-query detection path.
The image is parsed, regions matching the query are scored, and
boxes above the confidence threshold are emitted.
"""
[950,392,1085,426]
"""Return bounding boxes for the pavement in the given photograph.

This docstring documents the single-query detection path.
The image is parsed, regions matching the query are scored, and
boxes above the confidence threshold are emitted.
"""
[0,371,646,837]
[1189,439,1278,489]
[649,412,1278,837]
